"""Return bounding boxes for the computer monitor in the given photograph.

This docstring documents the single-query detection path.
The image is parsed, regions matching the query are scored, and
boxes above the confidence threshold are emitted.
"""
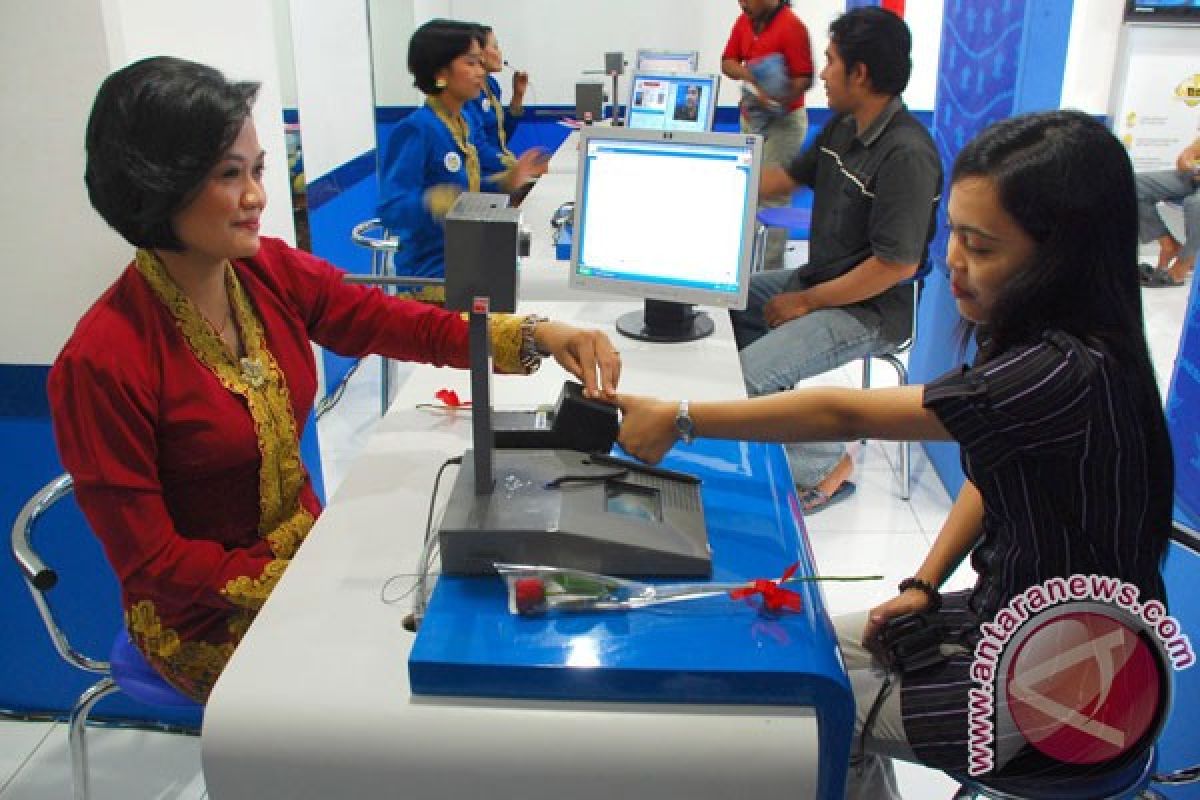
[626,71,720,133]
[635,48,700,73]
[569,127,763,342]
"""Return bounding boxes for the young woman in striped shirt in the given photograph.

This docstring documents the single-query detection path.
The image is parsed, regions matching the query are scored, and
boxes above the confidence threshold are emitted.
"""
[617,110,1173,797]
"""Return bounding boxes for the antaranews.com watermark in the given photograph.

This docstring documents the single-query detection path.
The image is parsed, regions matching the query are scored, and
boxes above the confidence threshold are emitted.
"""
[967,574,1194,776]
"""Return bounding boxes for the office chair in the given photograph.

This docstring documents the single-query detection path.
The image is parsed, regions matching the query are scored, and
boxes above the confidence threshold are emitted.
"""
[11,474,202,800]
[350,218,402,415]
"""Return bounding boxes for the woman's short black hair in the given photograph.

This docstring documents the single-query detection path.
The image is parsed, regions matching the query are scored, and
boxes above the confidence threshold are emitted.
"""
[408,19,479,95]
[829,7,912,96]
[84,56,259,251]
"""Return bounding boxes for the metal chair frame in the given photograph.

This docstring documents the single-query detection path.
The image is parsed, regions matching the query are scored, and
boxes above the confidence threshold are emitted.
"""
[860,278,920,500]
[11,474,198,800]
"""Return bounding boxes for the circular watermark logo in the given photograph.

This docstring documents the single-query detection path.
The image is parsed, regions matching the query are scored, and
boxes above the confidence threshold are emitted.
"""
[1004,610,1162,765]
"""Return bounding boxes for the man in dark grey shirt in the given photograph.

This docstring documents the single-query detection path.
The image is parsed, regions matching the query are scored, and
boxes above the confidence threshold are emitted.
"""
[732,7,942,511]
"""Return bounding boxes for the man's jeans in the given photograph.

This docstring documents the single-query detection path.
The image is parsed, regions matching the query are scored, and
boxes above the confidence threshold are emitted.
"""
[1136,169,1200,264]
[733,269,905,487]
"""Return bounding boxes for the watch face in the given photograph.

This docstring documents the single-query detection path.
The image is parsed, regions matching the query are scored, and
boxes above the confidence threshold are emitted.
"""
[675,407,695,442]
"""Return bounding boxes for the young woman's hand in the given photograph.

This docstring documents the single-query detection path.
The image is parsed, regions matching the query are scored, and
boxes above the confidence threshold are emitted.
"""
[615,394,679,464]
[861,588,935,650]
[512,70,529,103]
[509,148,550,189]
[532,321,620,400]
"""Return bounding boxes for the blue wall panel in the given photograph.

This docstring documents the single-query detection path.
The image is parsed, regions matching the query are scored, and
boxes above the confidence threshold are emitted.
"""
[306,166,380,395]
[912,0,1073,497]
[1167,277,1200,531]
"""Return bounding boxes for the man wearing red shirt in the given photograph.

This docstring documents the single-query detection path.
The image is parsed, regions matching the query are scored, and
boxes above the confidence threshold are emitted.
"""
[722,0,814,269]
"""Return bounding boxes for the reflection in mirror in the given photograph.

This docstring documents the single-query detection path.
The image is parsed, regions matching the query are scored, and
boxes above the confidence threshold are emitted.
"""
[270,0,310,251]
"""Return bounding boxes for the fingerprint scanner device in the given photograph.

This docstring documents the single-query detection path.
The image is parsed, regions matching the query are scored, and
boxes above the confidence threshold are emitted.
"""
[569,127,764,342]
[493,380,618,452]
[436,192,711,577]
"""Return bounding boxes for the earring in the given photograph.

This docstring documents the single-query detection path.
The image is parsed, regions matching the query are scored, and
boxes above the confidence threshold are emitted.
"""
[435,77,447,89]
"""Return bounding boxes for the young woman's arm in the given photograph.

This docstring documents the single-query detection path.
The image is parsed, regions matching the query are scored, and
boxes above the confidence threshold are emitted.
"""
[617,385,952,465]
[861,480,984,645]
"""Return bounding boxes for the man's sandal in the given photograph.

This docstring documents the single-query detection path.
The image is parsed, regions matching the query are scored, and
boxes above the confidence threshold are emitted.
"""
[798,481,857,514]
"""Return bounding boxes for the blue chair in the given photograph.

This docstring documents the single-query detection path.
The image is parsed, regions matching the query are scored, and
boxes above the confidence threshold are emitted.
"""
[756,205,812,243]
[11,474,202,800]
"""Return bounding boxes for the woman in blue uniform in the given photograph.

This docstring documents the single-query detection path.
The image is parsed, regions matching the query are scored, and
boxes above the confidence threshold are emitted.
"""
[467,24,528,168]
[377,19,546,301]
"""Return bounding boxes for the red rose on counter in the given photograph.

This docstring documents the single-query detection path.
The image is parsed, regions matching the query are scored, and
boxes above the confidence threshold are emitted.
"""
[514,578,547,614]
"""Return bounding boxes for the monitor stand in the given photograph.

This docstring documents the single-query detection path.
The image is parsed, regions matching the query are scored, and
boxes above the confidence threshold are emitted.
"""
[616,298,713,343]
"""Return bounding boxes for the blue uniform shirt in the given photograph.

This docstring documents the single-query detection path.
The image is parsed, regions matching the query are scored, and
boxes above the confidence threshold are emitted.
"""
[377,103,508,279]
[467,75,520,159]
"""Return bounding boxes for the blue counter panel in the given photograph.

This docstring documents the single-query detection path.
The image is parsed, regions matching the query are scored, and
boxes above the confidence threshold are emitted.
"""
[410,438,855,798]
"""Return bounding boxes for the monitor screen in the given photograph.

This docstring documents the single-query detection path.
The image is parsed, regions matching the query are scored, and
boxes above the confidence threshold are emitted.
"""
[1126,0,1200,18]
[626,72,720,133]
[569,127,763,342]
[635,49,700,73]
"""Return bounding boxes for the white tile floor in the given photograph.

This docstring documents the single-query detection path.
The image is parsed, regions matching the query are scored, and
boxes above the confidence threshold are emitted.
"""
[2,257,1189,799]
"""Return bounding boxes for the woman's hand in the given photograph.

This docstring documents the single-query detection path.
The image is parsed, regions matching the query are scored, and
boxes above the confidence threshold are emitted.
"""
[512,70,529,103]
[508,148,550,189]
[532,321,620,400]
[861,588,935,651]
[615,394,679,464]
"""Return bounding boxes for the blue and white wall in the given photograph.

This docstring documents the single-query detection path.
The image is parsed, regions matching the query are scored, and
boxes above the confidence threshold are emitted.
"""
[0,0,1170,720]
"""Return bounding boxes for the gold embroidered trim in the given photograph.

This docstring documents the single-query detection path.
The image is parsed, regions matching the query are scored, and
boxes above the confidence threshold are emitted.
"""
[489,313,530,374]
[427,96,481,192]
[398,285,447,306]
[220,558,289,610]
[482,81,517,165]
[126,599,241,703]
[134,250,315,565]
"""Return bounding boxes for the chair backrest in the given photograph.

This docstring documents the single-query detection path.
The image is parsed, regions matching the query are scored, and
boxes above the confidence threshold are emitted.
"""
[10,474,107,676]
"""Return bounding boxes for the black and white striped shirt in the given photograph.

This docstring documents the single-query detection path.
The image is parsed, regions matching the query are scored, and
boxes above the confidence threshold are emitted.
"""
[901,331,1170,776]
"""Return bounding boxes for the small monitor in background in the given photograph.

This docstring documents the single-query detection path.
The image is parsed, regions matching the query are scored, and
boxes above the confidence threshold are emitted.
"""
[569,127,763,343]
[626,72,720,133]
[635,49,700,73]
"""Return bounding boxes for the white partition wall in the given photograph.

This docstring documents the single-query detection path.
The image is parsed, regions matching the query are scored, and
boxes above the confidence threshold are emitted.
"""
[0,0,293,365]
[288,0,376,181]
[0,0,128,364]
[370,0,945,111]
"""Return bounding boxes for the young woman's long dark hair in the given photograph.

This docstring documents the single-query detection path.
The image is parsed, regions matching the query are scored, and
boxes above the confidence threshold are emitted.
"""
[953,110,1173,563]
[952,111,1147,367]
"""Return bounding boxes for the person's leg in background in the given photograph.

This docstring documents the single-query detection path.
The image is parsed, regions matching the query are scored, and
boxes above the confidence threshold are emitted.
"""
[1175,187,1199,280]
[1135,170,1195,283]
[738,303,888,508]
[744,107,808,270]
[731,268,799,350]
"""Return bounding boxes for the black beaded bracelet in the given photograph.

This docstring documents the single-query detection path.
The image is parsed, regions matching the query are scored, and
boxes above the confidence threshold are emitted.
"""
[898,577,942,612]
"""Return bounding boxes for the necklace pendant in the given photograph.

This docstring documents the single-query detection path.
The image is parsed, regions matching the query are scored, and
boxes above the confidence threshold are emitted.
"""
[240,356,266,388]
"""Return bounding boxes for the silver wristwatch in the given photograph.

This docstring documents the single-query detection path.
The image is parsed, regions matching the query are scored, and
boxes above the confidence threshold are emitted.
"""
[674,400,696,444]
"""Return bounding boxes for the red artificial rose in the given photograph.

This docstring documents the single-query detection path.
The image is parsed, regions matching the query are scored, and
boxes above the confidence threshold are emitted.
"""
[514,578,547,614]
